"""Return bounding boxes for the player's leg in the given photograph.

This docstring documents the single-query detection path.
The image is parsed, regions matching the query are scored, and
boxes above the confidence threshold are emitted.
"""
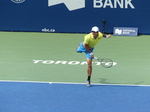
[86,58,93,87]
[85,50,94,87]
[76,42,86,53]
[77,43,94,86]
[76,45,80,53]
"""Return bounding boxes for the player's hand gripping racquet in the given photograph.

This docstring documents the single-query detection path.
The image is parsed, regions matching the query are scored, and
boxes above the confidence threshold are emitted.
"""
[94,57,113,68]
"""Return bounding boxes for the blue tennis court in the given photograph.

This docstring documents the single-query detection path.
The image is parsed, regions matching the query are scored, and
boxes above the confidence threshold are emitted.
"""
[0,81,150,112]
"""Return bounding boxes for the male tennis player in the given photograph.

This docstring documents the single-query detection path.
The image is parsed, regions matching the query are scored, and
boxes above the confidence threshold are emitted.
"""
[76,26,111,87]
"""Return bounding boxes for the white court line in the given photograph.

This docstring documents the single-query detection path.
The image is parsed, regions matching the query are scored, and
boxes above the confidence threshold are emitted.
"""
[0,80,150,87]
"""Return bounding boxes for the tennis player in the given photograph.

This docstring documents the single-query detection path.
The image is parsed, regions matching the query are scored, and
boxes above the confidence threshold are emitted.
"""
[76,26,111,87]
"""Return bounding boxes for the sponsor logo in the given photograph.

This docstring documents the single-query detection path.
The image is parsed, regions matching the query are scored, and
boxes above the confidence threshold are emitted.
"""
[94,0,135,9]
[114,27,138,36]
[42,28,55,32]
[115,29,122,35]
[11,0,25,3]
[33,60,117,66]
[48,0,85,11]
[48,0,135,11]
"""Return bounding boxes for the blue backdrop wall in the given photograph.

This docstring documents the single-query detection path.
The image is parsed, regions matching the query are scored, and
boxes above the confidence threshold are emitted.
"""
[0,0,150,34]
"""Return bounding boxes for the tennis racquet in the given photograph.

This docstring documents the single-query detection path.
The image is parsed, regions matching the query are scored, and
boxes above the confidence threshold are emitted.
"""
[94,57,113,68]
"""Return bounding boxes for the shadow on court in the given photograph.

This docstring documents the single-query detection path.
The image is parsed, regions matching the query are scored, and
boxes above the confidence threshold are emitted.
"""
[99,78,145,86]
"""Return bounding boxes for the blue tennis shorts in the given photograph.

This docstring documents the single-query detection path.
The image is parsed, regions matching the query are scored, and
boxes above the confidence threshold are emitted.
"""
[77,43,94,59]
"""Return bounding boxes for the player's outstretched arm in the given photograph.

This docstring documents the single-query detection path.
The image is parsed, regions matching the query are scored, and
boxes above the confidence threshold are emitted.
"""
[103,34,111,38]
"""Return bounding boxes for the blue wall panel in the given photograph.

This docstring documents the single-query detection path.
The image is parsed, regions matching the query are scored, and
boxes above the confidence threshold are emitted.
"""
[0,0,150,34]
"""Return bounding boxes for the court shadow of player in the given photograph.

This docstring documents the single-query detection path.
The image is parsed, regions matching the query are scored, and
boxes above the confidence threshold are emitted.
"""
[99,78,145,85]
[99,78,113,84]
[92,78,145,87]
[90,78,116,87]
[134,81,145,85]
